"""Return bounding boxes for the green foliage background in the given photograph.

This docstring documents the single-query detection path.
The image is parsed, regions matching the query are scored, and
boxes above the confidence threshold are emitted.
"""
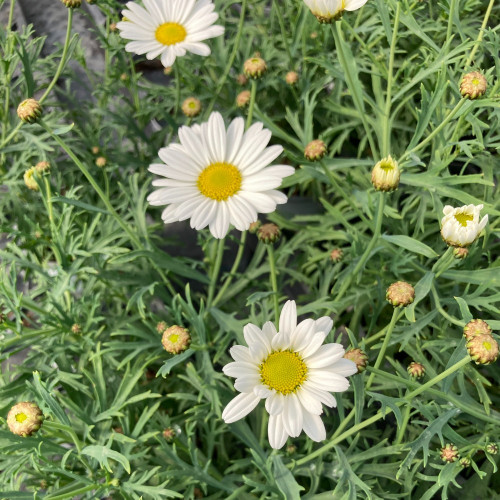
[0,0,499,498]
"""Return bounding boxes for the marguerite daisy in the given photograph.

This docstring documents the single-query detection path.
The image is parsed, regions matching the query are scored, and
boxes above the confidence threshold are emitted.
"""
[221,300,357,449]
[440,204,488,247]
[303,0,369,23]
[147,112,294,239]
[117,0,224,68]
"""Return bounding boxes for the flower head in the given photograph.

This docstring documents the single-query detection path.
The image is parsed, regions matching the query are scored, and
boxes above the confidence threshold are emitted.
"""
[244,57,267,79]
[17,98,42,123]
[7,402,44,437]
[24,167,40,191]
[236,90,251,108]
[467,334,498,365]
[60,0,82,7]
[440,443,459,463]
[95,156,107,168]
[330,247,343,263]
[117,0,224,68]
[162,325,191,354]
[303,0,369,23]
[182,97,202,117]
[257,223,281,244]
[386,281,415,307]
[407,361,425,379]
[285,71,299,85]
[463,319,492,341]
[460,71,487,99]
[147,112,294,238]
[486,443,498,455]
[440,204,488,247]
[371,155,400,192]
[222,300,357,449]
[304,139,327,161]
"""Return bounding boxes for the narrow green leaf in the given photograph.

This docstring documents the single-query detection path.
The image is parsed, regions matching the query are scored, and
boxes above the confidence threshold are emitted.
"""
[382,234,438,258]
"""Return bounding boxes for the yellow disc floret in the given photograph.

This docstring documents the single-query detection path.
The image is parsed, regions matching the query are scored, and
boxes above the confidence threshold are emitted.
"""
[454,212,473,227]
[155,22,187,46]
[260,350,308,395]
[197,162,242,201]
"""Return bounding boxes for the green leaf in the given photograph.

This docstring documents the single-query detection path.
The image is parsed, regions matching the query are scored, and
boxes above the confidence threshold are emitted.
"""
[82,445,131,474]
[157,348,195,377]
[246,290,275,306]
[51,196,110,214]
[272,455,304,500]
[382,234,438,258]
[454,297,473,323]
[441,269,500,286]
[366,392,404,428]
[53,122,75,135]
[405,272,435,322]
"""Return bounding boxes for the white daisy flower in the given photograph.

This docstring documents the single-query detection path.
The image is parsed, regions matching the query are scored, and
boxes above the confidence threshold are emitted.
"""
[303,0,369,23]
[440,204,488,247]
[117,0,224,68]
[221,300,357,449]
[147,112,294,239]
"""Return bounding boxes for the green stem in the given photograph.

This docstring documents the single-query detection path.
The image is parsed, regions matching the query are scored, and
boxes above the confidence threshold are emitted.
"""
[465,0,495,67]
[292,357,471,467]
[275,3,293,68]
[366,308,399,390]
[430,285,464,326]
[207,237,226,310]
[394,403,411,445]
[445,0,458,50]
[205,0,247,117]
[381,2,400,158]
[267,245,280,326]
[365,310,405,345]
[212,231,247,307]
[246,80,257,129]
[432,246,454,278]
[174,63,181,115]
[44,484,101,500]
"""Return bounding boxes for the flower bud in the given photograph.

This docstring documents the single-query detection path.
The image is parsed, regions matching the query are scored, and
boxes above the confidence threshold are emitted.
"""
[407,361,425,379]
[453,247,468,260]
[71,323,82,334]
[24,167,40,191]
[459,457,471,468]
[304,139,327,161]
[285,71,299,85]
[371,155,400,192]
[466,334,499,365]
[7,402,44,437]
[386,281,415,307]
[244,57,267,79]
[60,0,82,7]
[164,66,173,75]
[35,161,50,174]
[286,444,297,455]
[95,156,107,168]
[330,248,343,263]
[182,97,202,118]
[257,223,281,244]
[162,325,191,354]
[248,220,261,234]
[344,348,368,373]
[17,98,42,123]
[440,204,488,247]
[156,321,168,334]
[163,427,176,441]
[91,146,100,155]
[440,443,459,463]
[486,443,498,455]
[236,73,248,86]
[109,22,117,32]
[460,71,487,99]
[236,90,251,108]
[463,319,492,341]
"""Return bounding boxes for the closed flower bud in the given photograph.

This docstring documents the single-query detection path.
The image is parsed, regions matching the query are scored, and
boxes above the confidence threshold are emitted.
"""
[162,427,176,441]
[453,247,468,260]
[286,444,297,455]
[460,71,487,99]
[285,71,299,85]
[236,90,251,108]
[163,66,173,75]
[440,443,459,463]
[330,248,343,263]
[386,281,415,307]
[17,98,42,123]
[7,402,44,437]
[407,361,425,379]
[35,161,50,174]
[182,97,202,117]
[467,334,499,365]
[371,155,400,192]
[60,0,82,7]
[156,321,168,334]
[248,220,261,234]
[304,139,327,161]
[440,204,488,247]
[162,325,191,354]
[236,73,248,86]
[91,146,100,155]
[344,348,368,373]
[257,223,281,244]
[24,167,40,191]
[95,156,107,168]
[486,443,498,455]
[463,319,492,341]
[244,57,267,79]
[459,457,471,468]
[71,323,82,334]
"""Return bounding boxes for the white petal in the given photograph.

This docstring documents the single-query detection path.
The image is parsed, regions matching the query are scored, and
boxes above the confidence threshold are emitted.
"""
[302,412,326,442]
[235,376,260,393]
[305,343,345,368]
[222,392,260,423]
[268,414,288,449]
[265,392,285,415]
[315,316,333,334]
[279,300,297,335]
[329,358,358,377]
[296,387,323,415]
[229,345,253,363]
[299,331,327,358]
[282,394,303,437]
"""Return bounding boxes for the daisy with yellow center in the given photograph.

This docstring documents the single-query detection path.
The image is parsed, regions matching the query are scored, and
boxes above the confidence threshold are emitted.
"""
[148,112,294,238]
[303,0,369,23]
[440,204,488,247]
[221,301,357,449]
[116,0,224,68]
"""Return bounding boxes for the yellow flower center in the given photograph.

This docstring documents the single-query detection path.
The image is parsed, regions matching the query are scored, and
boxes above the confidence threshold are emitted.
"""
[155,22,187,46]
[197,162,242,201]
[472,78,479,85]
[168,333,179,344]
[259,350,308,395]
[454,212,473,227]
[15,412,28,423]
[379,160,394,172]
[483,340,492,351]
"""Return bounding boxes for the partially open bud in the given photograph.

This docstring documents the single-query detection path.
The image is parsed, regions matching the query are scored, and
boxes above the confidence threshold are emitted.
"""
[460,71,487,99]
[244,57,267,79]
[248,220,261,234]
[304,139,327,161]
[407,361,425,379]
[17,98,42,123]
[24,167,40,191]
[344,348,368,373]
[7,402,44,437]
[467,334,499,365]
[371,155,400,192]
[453,247,468,260]
[463,319,492,341]
[440,443,459,463]
[285,71,299,85]
[330,248,343,263]
[156,321,168,334]
[162,325,191,354]
[95,156,107,168]
[60,0,82,7]
[486,443,498,455]
[182,97,202,118]
[236,90,251,108]
[386,281,415,307]
[459,457,471,468]
[257,223,281,244]
[35,161,50,174]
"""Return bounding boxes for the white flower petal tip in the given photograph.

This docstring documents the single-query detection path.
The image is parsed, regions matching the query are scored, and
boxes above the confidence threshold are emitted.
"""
[440,203,489,247]
[221,300,355,448]
[148,112,292,238]
[118,0,224,68]
[303,0,368,23]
